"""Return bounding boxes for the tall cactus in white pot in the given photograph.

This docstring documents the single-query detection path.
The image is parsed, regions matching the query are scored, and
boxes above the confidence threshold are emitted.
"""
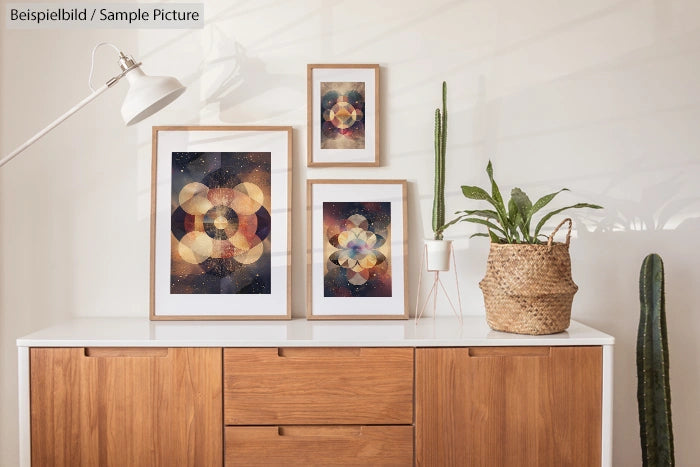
[417,81,462,323]
[426,81,452,271]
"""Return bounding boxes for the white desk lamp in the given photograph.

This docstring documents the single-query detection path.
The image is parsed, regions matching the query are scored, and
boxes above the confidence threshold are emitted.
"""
[0,42,186,168]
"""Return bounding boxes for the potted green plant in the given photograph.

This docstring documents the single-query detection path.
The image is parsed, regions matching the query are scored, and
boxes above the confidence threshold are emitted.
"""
[426,81,451,271]
[452,160,603,334]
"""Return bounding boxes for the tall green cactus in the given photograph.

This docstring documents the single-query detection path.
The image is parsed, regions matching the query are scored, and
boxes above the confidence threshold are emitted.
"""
[637,253,674,466]
[432,81,447,240]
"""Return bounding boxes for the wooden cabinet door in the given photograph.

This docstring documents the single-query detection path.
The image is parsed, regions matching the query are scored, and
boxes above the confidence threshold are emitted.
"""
[416,346,602,467]
[30,347,222,467]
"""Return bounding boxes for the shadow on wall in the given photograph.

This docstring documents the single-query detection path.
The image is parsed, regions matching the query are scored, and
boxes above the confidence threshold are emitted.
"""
[572,162,700,466]
[193,27,302,123]
[595,163,700,232]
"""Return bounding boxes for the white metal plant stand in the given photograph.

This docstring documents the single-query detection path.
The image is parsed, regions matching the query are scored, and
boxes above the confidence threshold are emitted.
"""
[415,243,463,324]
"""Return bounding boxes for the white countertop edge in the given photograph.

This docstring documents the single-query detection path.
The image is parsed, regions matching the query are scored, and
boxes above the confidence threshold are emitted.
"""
[16,317,614,348]
[17,337,616,347]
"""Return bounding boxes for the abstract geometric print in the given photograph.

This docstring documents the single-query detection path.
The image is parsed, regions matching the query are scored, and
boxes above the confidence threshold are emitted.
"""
[323,201,392,297]
[320,82,365,150]
[170,152,271,294]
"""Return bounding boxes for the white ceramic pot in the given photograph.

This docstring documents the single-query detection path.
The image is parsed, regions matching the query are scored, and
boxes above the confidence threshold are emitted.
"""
[425,239,452,272]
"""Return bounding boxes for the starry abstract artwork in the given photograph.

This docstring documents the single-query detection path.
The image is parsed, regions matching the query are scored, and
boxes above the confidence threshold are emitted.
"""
[170,152,272,295]
[307,64,379,167]
[320,82,365,150]
[323,201,391,297]
[151,126,291,320]
[307,180,407,319]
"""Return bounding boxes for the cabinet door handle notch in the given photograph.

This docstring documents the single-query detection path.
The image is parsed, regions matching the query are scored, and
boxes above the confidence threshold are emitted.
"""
[276,347,362,358]
[84,347,169,358]
[468,347,550,358]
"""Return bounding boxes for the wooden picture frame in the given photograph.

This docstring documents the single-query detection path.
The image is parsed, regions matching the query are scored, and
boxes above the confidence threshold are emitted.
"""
[150,126,292,320]
[307,179,408,319]
[307,64,380,167]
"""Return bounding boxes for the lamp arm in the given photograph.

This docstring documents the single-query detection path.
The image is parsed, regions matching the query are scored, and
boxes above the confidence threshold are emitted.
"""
[1,43,184,169]
[0,82,113,169]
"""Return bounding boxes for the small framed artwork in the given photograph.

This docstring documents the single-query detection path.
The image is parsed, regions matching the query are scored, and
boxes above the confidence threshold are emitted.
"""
[150,126,292,320]
[307,64,379,167]
[307,179,408,319]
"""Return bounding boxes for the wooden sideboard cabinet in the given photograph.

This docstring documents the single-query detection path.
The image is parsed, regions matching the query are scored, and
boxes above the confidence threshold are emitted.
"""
[18,318,614,466]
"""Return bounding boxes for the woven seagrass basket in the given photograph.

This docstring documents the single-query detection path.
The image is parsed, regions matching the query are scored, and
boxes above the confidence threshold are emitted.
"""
[479,218,578,335]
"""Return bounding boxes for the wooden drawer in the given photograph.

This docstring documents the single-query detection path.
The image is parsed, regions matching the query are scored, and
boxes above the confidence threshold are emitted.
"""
[223,347,413,425]
[224,425,413,466]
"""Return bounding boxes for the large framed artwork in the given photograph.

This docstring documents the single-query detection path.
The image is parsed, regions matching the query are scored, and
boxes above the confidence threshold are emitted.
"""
[307,179,408,319]
[150,126,292,320]
[307,64,379,167]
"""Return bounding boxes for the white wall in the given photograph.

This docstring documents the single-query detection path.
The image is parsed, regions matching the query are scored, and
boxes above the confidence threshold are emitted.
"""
[2,0,699,464]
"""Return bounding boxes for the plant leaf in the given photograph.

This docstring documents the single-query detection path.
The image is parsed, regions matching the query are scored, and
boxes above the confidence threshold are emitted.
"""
[460,217,506,235]
[469,232,490,239]
[510,197,533,242]
[488,229,502,243]
[461,185,495,203]
[485,161,501,203]
[529,188,569,221]
[511,188,532,214]
[515,211,531,243]
[508,198,518,224]
[511,187,533,237]
[454,209,499,219]
[485,161,510,239]
[434,214,466,237]
[506,198,520,242]
[533,203,604,238]
[511,227,521,243]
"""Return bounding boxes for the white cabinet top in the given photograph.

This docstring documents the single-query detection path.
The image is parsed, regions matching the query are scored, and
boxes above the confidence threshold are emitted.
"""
[17,317,613,347]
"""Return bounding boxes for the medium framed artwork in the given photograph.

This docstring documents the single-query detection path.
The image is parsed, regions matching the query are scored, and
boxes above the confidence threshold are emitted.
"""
[307,64,379,167]
[150,126,292,320]
[307,179,408,319]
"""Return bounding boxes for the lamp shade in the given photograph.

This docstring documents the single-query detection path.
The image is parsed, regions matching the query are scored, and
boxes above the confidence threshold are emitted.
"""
[120,67,186,125]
